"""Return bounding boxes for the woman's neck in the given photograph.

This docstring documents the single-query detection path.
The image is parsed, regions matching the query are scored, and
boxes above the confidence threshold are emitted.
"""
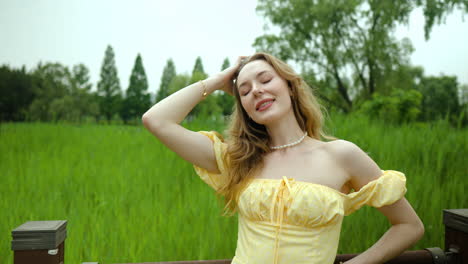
[265,112,305,148]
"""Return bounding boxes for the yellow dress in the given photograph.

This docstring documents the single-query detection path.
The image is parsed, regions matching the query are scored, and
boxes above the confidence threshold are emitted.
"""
[193,131,407,264]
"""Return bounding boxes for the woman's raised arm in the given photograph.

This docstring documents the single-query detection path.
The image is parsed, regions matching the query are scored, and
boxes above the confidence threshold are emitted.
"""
[142,58,241,173]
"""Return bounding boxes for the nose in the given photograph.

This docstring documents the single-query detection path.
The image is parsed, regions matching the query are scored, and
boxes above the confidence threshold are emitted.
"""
[252,82,264,96]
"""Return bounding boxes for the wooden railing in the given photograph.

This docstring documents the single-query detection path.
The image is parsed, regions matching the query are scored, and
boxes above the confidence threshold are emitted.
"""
[10,209,467,264]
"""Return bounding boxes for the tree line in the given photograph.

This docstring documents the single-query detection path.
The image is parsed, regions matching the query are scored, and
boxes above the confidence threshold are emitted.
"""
[0,45,235,124]
[1,0,467,126]
[1,45,465,126]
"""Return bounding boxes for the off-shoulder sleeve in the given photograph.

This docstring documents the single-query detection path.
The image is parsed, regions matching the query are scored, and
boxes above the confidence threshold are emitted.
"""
[343,170,407,215]
[193,131,229,191]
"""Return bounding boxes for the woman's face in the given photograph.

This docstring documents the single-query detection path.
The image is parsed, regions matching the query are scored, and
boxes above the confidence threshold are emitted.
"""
[236,60,293,125]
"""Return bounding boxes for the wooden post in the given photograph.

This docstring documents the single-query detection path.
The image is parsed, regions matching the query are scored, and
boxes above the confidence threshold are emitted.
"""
[443,209,468,264]
[11,220,67,264]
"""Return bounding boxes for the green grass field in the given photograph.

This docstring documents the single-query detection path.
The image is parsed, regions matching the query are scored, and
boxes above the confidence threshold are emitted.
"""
[1,114,466,263]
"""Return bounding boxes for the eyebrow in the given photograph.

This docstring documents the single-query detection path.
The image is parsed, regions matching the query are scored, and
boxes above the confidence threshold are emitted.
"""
[238,71,270,89]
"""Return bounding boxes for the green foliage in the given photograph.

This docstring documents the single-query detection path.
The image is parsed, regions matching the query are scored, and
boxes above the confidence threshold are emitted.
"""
[189,59,208,84]
[302,68,351,113]
[97,45,122,122]
[217,92,235,117]
[188,57,222,120]
[419,75,461,122]
[156,59,176,103]
[376,64,424,95]
[191,56,205,79]
[121,54,151,123]
[0,65,34,121]
[191,71,221,119]
[460,84,468,107]
[416,0,468,39]
[459,84,468,127]
[48,95,78,121]
[26,62,100,122]
[0,62,99,123]
[359,89,422,124]
[221,57,230,71]
[198,94,222,121]
[168,73,191,95]
[218,58,235,116]
[28,63,72,121]
[72,64,92,92]
[70,64,100,122]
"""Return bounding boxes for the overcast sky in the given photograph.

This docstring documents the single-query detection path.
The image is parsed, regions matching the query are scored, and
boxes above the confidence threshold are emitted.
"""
[1,0,467,93]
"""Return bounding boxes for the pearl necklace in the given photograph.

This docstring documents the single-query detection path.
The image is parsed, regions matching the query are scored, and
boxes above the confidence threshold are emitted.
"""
[270,132,308,150]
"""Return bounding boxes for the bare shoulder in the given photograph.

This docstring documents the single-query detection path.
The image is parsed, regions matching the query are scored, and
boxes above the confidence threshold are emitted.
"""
[322,139,363,162]
[322,139,382,190]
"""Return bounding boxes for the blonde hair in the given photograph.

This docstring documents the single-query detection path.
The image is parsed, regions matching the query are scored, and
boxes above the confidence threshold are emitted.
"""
[217,52,334,215]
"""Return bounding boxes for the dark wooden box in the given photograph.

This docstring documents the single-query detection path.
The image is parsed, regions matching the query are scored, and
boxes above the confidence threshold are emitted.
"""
[12,220,67,264]
[443,209,468,264]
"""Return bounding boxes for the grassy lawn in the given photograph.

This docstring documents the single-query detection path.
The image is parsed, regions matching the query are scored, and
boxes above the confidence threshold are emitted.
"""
[1,114,466,263]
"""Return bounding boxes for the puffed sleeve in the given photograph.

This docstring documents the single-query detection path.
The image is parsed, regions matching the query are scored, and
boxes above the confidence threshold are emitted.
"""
[193,131,230,191]
[343,170,407,215]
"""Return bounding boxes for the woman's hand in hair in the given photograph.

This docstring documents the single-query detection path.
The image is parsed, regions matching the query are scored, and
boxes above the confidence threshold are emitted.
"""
[218,56,248,96]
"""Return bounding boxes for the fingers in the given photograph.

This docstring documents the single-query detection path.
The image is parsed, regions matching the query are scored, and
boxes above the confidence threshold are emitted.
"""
[219,56,249,94]
[236,56,249,66]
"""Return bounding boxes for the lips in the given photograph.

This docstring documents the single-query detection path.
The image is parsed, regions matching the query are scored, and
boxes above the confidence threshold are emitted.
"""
[255,98,275,111]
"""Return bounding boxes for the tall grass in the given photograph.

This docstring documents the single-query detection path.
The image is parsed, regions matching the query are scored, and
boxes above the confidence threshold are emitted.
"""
[0,114,466,263]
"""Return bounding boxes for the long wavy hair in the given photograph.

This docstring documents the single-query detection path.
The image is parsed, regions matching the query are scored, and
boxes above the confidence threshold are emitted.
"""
[217,52,334,215]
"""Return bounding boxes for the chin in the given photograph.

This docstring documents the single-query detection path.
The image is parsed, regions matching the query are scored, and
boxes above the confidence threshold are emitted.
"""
[251,114,278,126]
[252,108,293,127]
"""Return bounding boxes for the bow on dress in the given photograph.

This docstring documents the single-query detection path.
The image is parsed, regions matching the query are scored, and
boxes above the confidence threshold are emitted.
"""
[270,176,295,264]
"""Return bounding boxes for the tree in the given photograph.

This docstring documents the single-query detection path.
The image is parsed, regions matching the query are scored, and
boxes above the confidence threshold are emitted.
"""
[460,84,468,110]
[26,62,100,122]
[72,64,92,92]
[70,64,100,122]
[97,45,122,122]
[121,54,151,123]
[218,57,235,116]
[188,57,221,119]
[156,58,176,103]
[168,73,191,95]
[254,0,467,112]
[221,57,230,71]
[0,65,34,121]
[28,62,72,121]
[459,83,468,126]
[359,89,423,124]
[419,75,461,121]
[191,56,205,81]
[2,62,98,123]
[417,0,468,40]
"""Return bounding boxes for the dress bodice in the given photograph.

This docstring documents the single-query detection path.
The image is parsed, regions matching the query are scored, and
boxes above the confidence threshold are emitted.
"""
[193,131,407,264]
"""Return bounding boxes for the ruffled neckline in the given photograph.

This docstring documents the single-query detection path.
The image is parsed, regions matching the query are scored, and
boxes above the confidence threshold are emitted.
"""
[248,170,405,197]
[250,177,348,196]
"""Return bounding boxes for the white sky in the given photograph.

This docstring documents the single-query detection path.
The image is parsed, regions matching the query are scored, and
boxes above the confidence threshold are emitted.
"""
[1,0,467,94]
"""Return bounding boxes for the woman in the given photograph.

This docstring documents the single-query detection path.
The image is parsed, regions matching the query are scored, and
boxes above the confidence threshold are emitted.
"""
[142,52,424,264]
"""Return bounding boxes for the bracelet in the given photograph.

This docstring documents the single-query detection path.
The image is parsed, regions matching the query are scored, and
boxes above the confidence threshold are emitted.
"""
[200,80,208,99]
